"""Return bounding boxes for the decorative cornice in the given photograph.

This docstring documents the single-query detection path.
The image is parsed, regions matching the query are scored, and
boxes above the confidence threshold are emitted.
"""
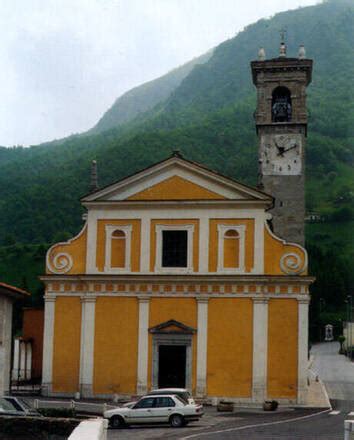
[40,274,315,284]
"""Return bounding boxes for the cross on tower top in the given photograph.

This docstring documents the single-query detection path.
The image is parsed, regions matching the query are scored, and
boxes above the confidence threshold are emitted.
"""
[279,28,287,57]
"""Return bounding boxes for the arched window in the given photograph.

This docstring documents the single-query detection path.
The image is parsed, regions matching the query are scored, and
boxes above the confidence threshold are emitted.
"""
[223,229,240,269]
[272,86,292,122]
[111,230,126,268]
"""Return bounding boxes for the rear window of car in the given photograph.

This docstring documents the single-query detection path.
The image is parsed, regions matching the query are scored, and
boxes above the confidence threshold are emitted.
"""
[177,392,190,403]
[174,395,187,406]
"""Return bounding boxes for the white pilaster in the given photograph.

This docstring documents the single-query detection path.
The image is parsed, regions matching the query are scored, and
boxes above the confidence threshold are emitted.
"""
[196,297,209,397]
[199,218,209,273]
[137,296,150,395]
[297,298,310,404]
[42,295,56,396]
[86,213,97,273]
[140,217,150,273]
[79,296,96,398]
[252,298,268,402]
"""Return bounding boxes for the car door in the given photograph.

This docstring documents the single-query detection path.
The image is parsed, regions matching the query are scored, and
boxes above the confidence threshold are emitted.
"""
[126,397,156,424]
[152,397,176,422]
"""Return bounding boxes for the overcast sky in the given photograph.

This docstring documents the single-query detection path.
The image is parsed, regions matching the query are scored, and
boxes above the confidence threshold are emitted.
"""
[0,0,318,147]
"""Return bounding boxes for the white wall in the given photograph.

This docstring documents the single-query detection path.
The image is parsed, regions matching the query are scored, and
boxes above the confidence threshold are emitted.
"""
[0,297,13,395]
[68,419,108,440]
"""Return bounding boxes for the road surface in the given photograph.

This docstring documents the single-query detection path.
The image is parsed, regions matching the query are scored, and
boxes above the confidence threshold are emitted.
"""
[108,342,354,439]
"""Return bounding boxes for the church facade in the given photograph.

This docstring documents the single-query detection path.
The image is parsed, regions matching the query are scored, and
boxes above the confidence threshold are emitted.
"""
[41,45,314,405]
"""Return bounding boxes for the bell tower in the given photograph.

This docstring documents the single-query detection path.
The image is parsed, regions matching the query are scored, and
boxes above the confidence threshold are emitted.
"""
[251,40,313,246]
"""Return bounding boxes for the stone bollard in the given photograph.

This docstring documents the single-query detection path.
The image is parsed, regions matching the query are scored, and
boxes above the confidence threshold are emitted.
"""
[344,420,354,440]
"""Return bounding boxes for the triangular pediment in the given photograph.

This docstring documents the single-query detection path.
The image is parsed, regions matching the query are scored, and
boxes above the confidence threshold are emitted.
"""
[81,155,272,203]
[127,175,227,201]
[149,319,196,334]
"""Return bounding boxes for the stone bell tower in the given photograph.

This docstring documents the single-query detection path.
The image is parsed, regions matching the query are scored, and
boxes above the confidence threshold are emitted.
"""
[251,40,313,246]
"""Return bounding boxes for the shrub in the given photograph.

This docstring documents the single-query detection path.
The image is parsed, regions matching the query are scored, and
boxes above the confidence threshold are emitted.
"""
[38,408,76,418]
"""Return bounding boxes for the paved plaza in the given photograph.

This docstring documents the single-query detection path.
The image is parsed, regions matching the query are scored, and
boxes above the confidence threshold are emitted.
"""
[108,342,354,439]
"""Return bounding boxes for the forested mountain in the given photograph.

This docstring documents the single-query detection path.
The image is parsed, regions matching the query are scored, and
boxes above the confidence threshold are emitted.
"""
[0,0,353,330]
[91,51,212,134]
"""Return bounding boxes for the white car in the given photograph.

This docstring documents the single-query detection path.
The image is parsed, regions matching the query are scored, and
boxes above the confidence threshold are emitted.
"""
[123,387,195,408]
[104,394,203,428]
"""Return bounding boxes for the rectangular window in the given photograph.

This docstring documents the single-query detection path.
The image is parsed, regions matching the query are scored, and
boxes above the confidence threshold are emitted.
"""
[162,230,188,267]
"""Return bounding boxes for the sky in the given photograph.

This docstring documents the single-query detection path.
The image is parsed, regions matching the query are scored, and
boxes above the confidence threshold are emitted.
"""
[0,0,319,147]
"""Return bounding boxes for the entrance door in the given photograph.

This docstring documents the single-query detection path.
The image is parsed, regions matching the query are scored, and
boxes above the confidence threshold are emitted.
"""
[158,345,186,388]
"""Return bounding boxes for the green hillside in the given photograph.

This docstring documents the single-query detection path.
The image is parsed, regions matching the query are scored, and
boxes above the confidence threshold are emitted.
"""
[91,51,212,134]
[0,0,353,333]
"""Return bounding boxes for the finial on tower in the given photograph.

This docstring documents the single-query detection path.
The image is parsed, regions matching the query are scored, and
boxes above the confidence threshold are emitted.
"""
[258,47,266,61]
[279,28,287,58]
[298,44,306,59]
[89,160,98,193]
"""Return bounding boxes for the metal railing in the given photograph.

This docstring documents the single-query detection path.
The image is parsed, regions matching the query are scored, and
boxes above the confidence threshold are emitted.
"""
[33,399,117,415]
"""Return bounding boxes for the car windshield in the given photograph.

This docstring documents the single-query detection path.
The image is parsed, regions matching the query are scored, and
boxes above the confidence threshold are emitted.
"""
[17,399,32,410]
[0,398,22,412]
[174,395,187,406]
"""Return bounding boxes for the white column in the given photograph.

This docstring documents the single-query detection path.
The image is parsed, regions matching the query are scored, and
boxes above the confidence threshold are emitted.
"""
[137,296,150,395]
[79,296,96,398]
[253,212,265,274]
[42,295,56,396]
[199,218,209,273]
[297,298,310,404]
[252,298,268,402]
[12,339,20,380]
[196,298,209,397]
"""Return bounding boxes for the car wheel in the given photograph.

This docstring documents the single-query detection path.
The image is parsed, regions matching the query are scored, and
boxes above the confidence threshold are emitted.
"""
[110,415,125,429]
[170,414,184,428]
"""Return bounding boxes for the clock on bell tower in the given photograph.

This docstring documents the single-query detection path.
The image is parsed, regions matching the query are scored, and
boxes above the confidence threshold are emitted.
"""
[251,41,313,246]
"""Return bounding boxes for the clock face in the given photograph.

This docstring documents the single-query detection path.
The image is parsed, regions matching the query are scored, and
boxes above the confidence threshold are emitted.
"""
[260,134,302,176]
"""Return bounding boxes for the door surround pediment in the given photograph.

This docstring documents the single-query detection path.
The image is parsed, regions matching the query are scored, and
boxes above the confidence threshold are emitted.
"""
[149,319,196,335]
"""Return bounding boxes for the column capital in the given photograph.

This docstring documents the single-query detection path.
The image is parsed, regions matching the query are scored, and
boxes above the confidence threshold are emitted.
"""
[253,297,269,305]
[44,294,57,303]
[298,297,310,305]
[196,296,209,304]
[138,295,151,303]
[80,295,97,303]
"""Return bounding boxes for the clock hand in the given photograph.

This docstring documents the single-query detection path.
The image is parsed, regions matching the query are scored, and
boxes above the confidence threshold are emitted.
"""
[277,144,297,156]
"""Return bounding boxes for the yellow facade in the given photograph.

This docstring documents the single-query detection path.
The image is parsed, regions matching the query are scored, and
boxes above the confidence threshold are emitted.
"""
[93,297,138,395]
[207,298,253,397]
[52,297,81,393]
[267,299,298,398]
